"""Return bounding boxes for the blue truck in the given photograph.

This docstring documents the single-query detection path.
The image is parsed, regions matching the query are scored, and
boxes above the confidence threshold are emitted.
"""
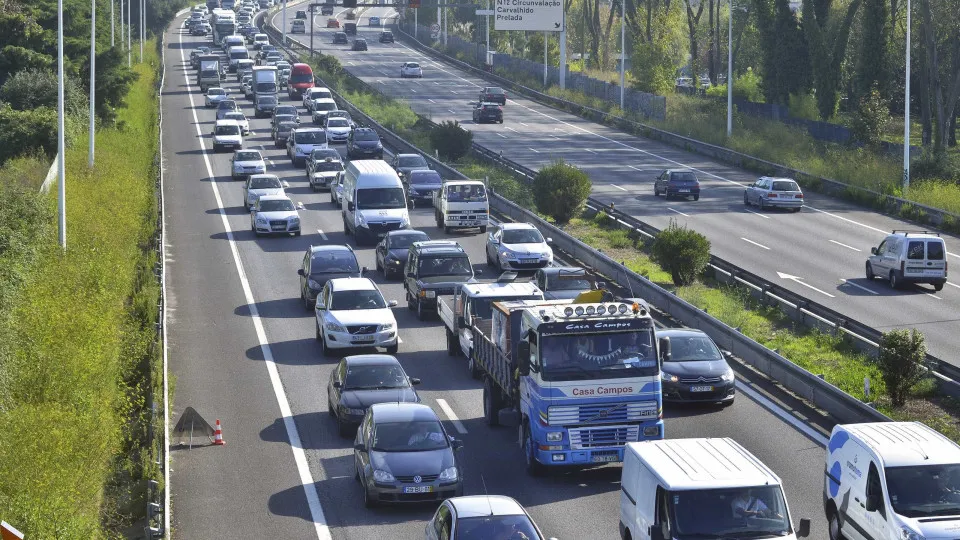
[474,299,667,475]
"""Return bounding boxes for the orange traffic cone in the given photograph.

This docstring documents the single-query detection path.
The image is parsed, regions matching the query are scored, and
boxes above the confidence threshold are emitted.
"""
[213,419,225,446]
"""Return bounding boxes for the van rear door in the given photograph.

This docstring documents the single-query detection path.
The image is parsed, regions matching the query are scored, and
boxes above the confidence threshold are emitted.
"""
[904,238,947,279]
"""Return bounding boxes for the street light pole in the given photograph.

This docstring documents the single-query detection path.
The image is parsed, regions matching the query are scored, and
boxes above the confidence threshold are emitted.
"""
[57,0,67,250]
[89,0,96,168]
[127,0,131,66]
[282,0,287,46]
[903,0,911,190]
[111,0,115,46]
[726,0,733,137]
[619,0,625,109]
[140,0,144,62]
[543,31,547,86]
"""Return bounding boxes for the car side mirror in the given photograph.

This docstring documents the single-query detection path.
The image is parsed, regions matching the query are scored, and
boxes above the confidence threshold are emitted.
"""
[596,281,606,289]
[347,201,355,211]
[387,300,398,307]
[406,272,416,278]
[474,269,482,275]
[870,247,878,255]
[353,443,365,451]
[360,266,368,275]
[333,380,342,389]
[517,342,531,376]
[659,336,671,361]
[451,439,463,450]
[546,237,553,244]
[297,269,305,276]
[796,518,811,538]
[409,377,421,385]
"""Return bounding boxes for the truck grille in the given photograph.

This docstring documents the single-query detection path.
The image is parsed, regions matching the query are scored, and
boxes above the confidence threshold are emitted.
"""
[568,425,640,449]
[367,221,402,234]
[547,402,658,426]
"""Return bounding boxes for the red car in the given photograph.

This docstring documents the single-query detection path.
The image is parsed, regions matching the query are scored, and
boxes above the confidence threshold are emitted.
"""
[326,18,340,28]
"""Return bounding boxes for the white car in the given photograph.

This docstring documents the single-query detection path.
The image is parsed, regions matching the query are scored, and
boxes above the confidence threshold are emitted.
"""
[303,87,333,109]
[250,195,301,236]
[425,496,553,540]
[231,149,265,179]
[308,156,345,191]
[243,174,286,209]
[485,222,553,271]
[324,116,351,144]
[212,119,243,152]
[399,62,423,79]
[311,98,338,124]
[223,111,250,135]
[253,33,269,48]
[314,277,398,356]
[205,87,228,107]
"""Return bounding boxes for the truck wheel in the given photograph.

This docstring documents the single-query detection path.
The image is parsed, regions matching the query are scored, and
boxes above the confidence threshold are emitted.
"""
[522,422,545,476]
[479,226,487,233]
[827,507,844,540]
[446,329,459,356]
[483,378,500,426]
[467,349,480,379]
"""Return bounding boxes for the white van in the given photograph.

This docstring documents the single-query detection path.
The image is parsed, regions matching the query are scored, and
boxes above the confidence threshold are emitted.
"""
[341,160,410,245]
[824,422,960,540]
[866,230,948,291]
[227,46,249,71]
[620,438,810,540]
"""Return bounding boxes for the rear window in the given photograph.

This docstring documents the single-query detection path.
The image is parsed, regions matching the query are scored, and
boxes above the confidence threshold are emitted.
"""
[484,87,505,94]
[671,172,697,182]
[907,240,925,260]
[772,180,799,191]
[926,240,945,260]
[296,131,326,144]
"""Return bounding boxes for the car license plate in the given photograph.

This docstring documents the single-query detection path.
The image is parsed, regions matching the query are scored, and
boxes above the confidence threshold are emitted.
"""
[403,486,434,494]
[690,385,713,392]
[592,454,620,463]
[679,188,691,193]
[352,336,375,343]
[521,259,537,264]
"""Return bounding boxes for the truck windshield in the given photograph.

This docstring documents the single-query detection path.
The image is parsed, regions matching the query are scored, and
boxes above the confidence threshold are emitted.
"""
[356,187,405,210]
[885,464,960,518]
[447,184,486,202]
[667,486,791,539]
[539,330,658,381]
[290,71,313,83]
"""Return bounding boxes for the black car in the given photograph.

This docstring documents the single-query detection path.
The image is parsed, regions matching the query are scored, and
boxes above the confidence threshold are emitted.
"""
[297,245,365,310]
[272,119,297,148]
[533,266,603,300]
[658,328,736,404]
[654,168,701,201]
[253,94,278,118]
[472,102,503,124]
[346,127,384,159]
[403,240,478,321]
[295,9,307,18]
[378,30,394,43]
[344,22,357,35]
[404,170,443,206]
[272,105,299,125]
[320,3,334,14]
[328,354,421,437]
[391,153,430,181]
[376,230,430,279]
[351,38,368,51]
[333,31,348,45]
[479,86,507,105]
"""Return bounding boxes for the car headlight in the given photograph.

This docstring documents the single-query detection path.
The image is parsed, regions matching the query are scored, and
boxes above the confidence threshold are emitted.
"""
[256,216,267,224]
[901,529,925,540]
[661,371,678,382]
[375,142,382,148]
[339,405,365,416]
[379,322,395,332]
[500,250,516,259]
[400,214,410,227]
[721,369,735,382]
[424,290,436,298]
[307,279,323,289]
[438,466,458,482]
[372,469,395,483]
[289,216,300,224]
[546,432,563,442]
[325,321,345,332]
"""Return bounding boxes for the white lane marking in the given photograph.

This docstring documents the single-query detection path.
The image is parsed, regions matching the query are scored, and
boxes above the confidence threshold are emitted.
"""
[839,278,879,295]
[743,208,771,219]
[627,165,644,171]
[585,148,597,154]
[448,109,456,114]
[496,133,507,138]
[178,31,331,540]
[804,206,887,234]
[550,135,561,140]
[776,272,837,298]
[410,88,417,93]
[316,228,328,240]
[736,382,828,446]
[428,98,436,103]
[505,126,517,132]
[528,148,539,153]
[436,398,468,434]
[668,208,690,217]
[948,282,960,289]
[610,184,627,192]
[267,160,275,166]
[258,144,265,149]
[829,240,862,252]
[519,122,529,127]
[741,237,771,250]
[925,291,943,300]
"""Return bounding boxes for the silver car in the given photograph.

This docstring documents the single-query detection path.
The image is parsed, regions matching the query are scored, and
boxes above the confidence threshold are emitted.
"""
[231,149,266,180]
[243,174,286,210]
[485,223,553,271]
[250,195,301,236]
[743,176,804,211]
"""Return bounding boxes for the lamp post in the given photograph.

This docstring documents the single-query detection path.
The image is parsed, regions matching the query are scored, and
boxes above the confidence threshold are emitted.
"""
[727,0,733,137]
[89,0,96,168]
[282,0,287,46]
[127,0,132,66]
[111,0,115,46]
[619,0,625,109]
[902,0,911,190]
[140,0,144,62]
[57,0,67,249]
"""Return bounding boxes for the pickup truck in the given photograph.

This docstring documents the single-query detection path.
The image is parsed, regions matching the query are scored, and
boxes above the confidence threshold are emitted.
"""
[437,273,544,377]
[433,180,489,234]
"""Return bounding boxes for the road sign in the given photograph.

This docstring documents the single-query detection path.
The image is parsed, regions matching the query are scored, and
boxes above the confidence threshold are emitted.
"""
[475,8,494,14]
[430,22,440,39]
[494,0,563,31]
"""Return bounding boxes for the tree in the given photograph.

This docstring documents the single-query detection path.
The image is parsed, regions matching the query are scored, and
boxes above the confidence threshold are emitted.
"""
[803,0,863,120]
[683,0,706,88]
[854,0,890,102]
[650,220,711,286]
[876,329,928,407]
[429,120,473,161]
[752,0,810,104]
[851,84,891,146]
[918,0,960,155]
[532,160,592,224]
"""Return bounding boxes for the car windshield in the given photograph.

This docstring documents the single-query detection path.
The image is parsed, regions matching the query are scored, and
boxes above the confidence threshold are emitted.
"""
[545,272,592,291]
[885,464,960,518]
[229,50,248,59]
[311,251,359,274]
[329,289,386,310]
[249,176,280,190]
[354,131,379,142]
[327,118,349,128]
[344,364,408,390]
[388,232,429,250]
[315,102,337,111]
[417,256,472,277]
[258,96,278,105]
[235,151,260,161]
[455,516,541,540]
[667,486,791,538]
[275,106,297,115]
[311,149,340,160]
[258,199,294,212]
[409,171,442,185]
[665,335,724,362]
[446,184,487,202]
[274,115,294,124]
[485,87,505,94]
[218,101,237,110]
[278,122,296,131]
[538,329,659,381]
[771,180,799,191]
[502,228,543,244]
[208,88,225,96]
[290,71,312,83]
[216,125,240,135]
[471,295,542,320]
[296,131,326,144]
[398,156,427,168]
[356,187,405,210]
[371,420,448,452]
[313,161,343,172]
[670,171,697,182]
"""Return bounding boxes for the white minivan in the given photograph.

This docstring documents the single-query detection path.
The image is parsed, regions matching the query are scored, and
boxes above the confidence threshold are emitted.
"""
[341,160,410,245]
[620,438,810,540]
[824,422,960,540]
[866,230,948,290]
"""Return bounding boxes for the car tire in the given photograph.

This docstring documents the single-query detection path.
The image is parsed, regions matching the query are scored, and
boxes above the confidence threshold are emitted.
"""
[315,321,323,341]
[653,185,659,197]
[479,226,487,233]
[865,262,874,280]
[827,508,843,540]
[758,197,765,210]
[321,332,335,357]
[302,288,312,311]
[446,329,459,356]
[467,349,481,380]
[693,194,699,201]
[889,270,900,289]
[407,290,415,311]
[743,192,750,206]
[386,341,398,354]
[935,283,944,292]
[483,378,500,426]
[416,297,429,321]
[522,422,545,477]
[362,480,378,508]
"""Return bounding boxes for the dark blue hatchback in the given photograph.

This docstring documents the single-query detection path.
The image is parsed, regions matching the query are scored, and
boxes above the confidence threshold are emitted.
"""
[654,169,701,201]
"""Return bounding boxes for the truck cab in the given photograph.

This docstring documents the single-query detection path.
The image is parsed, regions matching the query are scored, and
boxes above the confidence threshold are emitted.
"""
[433,180,489,234]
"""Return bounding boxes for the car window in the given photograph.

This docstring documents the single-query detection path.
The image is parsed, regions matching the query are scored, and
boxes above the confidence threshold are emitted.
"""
[406,62,420,68]
[907,240,925,260]
[502,228,543,244]
[315,102,337,111]
[454,516,540,540]
[398,155,428,168]
[344,364,408,389]
[356,188,405,209]
[310,251,360,274]
[771,180,799,191]
[434,505,451,539]
[218,101,237,110]
[371,420,447,451]
[329,289,386,310]
[927,241,945,260]
[389,233,429,250]
[313,161,343,172]
[418,256,472,277]
[665,335,723,362]
[354,130,379,141]
[545,273,591,291]
[216,125,240,135]
[250,176,281,189]
[296,131,326,144]
[258,199,295,212]
[327,118,349,127]
[225,113,245,121]
[409,171,442,185]
[208,88,225,95]
[671,171,697,182]
[235,151,261,161]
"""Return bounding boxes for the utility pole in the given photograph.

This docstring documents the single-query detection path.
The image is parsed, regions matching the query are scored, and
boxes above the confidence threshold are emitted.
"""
[902,0,911,190]
[484,0,489,63]
[619,0,625,109]
[282,0,287,46]
[309,5,314,56]
[442,1,447,46]
[120,0,125,50]
[726,0,733,137]
[57,0,67,250]
[89,0,96,168]
[127,0,132,66]
[559,22,566,89]
[111,0,115,46]
[543,31,547,86]
[140,0,144,62]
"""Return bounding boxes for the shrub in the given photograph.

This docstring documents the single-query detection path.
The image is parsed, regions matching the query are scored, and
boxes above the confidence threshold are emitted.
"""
[788,92,820,121]
[0,68,58,110]
[650,220,711,286]
[0,105,57,165]
[850,84,890,147]
[429,120,473,161]
[706,67,765,103]
[876,329,929,407]
[532,159,591,224]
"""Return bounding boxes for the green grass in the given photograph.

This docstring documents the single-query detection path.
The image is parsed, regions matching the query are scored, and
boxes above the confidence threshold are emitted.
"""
[0,39,162,538]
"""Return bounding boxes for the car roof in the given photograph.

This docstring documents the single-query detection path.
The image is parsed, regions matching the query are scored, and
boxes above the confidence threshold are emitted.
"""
[257,194,290,202]
[836,422,960,467]
[479,102,501,106]
[665,168,695,174]
[413,240,466,254]
[408,169,440,178]
[388,229,429,239]
[539,266,584,276]
[248,173,280,181]
[627,438,782,491]
[354,127,376,133]
[369,402,438,423]
[343,354,402,367]
[294,126,324,133]
[499,222,538,231]
[215,119,240,126]
[449,496,527,518]
[313,97,337,104]
[310,243,353,254]
[329,277,377,292]
[656,328,712,340]
[396,153,424,159]
[888,230,944,240]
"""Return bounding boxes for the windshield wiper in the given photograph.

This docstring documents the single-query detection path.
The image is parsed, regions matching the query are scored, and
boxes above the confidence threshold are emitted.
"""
[716,529,785,539]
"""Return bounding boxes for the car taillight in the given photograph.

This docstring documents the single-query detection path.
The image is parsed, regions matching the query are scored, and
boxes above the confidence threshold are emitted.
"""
[795,193,804,198]
[767,193,777,197]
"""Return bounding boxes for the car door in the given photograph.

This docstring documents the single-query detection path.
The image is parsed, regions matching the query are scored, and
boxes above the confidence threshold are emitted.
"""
[354,412,373,480]
[882,238,901,276]
[654,171,666,192]
[300,252,310,294]
[404,250,418,291]
[486,227,500,260]
[753,178,768,204]
[434,504,453,540]
[328,359,345,411]
[869,239,888,274]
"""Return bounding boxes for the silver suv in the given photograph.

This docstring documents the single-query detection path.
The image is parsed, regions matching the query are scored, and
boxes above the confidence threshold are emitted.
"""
[866,230,948,290]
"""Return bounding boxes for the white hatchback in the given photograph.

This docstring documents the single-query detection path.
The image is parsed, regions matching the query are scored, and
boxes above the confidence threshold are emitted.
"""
[400,62,423,78]
[314,277,399,356]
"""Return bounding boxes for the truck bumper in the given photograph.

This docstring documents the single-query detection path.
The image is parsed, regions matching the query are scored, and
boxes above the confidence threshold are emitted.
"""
[534,421,664,466]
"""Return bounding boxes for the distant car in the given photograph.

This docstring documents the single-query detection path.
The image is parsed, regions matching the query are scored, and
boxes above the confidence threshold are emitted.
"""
[344,22,357,35]
[333,32,348,45]
[399,62,422,78]
[344,9,356,19]
[327,355,420,437]
[346,128,384,159]
[376,230,430,279]
[533,266,599,300]
[295,9,306,18]
[303,87,333,109]
[291,19,306,33]
[320,3,334,14]
[298,244,363,309]
[250,194,301,237]
[391,153,429,180]
[479,86,507,105]
[243,173,285,210]
[310,98,338,124]
[324,116,352,144]
[354,403,463,507]
[378,30,394,43]
[351,38,368,51]
[205,87,228,107]
[263,52,283,66]
[190,47,211,68]
[866,230,948,290]
[257,45,276,60]
[306,153,345,191]
[485,223,553,271]
[744,176,803,211]
[254,94,279,118]
[404,170,443,207]
[191,23,209,36]
[223,111,250,135]
[314,277,399,356]
[309,147,343,165]
[287,127,328,167]
[653,168,701,200]
[272,105,299,124]
[327,17,340,28]
[253,33,269,49]
[231,149,265,180]
[272,120,298,148]
[212,119,244,152]
[472,102,503,124]
[368,15,380,25]
[425,496,552,540]
[658,328,736,404]
[216,99,239,120]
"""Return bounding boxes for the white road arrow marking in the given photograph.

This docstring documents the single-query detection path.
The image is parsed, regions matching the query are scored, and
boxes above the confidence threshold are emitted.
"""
[777,272,836,298]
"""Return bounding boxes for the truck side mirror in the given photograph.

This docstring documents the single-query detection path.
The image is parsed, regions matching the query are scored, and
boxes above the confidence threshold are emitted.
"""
[658,336,671,361]
[796,518,811,538]
[517,342,530,376]
[457,316,467,327]
[347,201,355,211]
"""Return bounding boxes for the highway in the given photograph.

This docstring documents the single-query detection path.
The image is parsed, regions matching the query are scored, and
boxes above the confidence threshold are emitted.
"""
[272,3,960,369]
[166,11,832,539]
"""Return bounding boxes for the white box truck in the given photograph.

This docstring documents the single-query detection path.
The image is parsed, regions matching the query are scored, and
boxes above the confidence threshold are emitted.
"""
[252,66,278,97]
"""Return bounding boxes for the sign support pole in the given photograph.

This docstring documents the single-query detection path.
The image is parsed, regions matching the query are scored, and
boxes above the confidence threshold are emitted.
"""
[559,22,565,89]
[543,31,548,86]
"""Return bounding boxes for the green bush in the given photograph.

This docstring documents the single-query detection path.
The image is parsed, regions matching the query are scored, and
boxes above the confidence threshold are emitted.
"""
[876,329,929,407]
[1,68,59,110]
[0,105,57,165]
[429,120,473,161]
[532,159,591,224]
[650,220,711,286]
[850,84,890,147]
[705,68,765,103]
[787,92,820,121]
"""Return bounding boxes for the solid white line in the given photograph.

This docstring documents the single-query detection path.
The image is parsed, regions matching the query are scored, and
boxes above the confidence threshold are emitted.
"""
[925,292,943,300]
[585,148,597,153]
[428,98,436,103]
[610,184,627,192]
[830,240,862,252]
[496,133,507,138]
[316,228,328,240]
[159,30,172,538]
[804,206,887,234]
[668,208,690,217]
[839,278,879,295]
[743,208,770,219]
[735,382,828,446]
[627,165,643,171]
[178,31,331,540]
[740,237,770,250]
[529,148,539,153]
[519,122,529,126]
[448,109,456,114]
[410,88,416,93]
[436,398,468,434]
[947,282,960,289]
[505,126,517,132]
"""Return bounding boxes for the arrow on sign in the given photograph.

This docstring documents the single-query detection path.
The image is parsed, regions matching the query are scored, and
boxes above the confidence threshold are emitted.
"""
[554,22,560,28]
[776,272,836,298]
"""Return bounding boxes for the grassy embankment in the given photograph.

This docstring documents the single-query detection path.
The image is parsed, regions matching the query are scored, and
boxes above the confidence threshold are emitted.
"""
[0,39,164,537]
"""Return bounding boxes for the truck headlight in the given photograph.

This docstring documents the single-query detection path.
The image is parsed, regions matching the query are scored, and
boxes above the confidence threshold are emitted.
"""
[357,212,367,226]
[424,290,436,298]
[438,466,458,482]
[901,529,925,540]
[546,432,563,442]
[400,214,410,227]
[372,469,395,483]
